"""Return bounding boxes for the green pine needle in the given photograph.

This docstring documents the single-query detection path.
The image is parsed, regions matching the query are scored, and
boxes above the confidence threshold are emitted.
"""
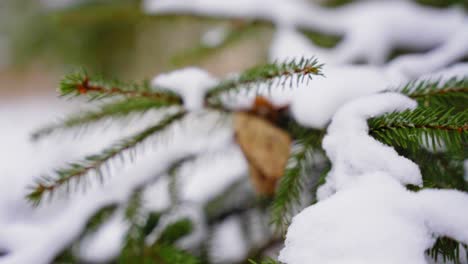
[400,148,467,191]
[157,218,193,245]
[428,237,466,264]
[154,244,200,264]
[27,111,186,205]
[369,107,467,154]
[271,128,324,233]
[400,77,468,109]
[205,57,322,108]
[32,98,180,140]
[59,70,183,103]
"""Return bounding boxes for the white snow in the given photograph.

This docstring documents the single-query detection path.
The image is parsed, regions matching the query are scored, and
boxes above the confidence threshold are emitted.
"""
[317,93,421,199]
[280,171,468,264]
[178,144,247,204]
[0,99,238,264]
[291,65,406,129]
[280,93,468,264]
[77,210,129,263]
[0,0,467,263]
[418,63,468,83]
[151,67,218,110]
[145,0,467,71]
[201,26,229,47]
[209,216,248,263]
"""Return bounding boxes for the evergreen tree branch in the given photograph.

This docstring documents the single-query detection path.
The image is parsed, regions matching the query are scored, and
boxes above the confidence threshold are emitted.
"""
[205,58,322,108]
[60,71,183,103]
[428,237,467,264]
[369,107,467,154]
[270,127,324,233]
[398,148,467,191]
[27,111,187,205]
[32,98,179,140]
[400,77,468,109]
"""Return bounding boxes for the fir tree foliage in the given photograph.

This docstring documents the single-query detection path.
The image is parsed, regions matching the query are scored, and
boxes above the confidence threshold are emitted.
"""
[59,70,182,102]
[400,77,468,109]
[368,106,467,154]
[204,58,322,109]
[28,111,186,205]
[270,126,324,233]
[25,56,468,262]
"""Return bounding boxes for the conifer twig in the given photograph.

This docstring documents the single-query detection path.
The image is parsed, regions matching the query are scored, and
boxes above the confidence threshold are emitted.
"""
[205,58,322,108]
[271,128,324,233]
[32,98,179,140]
[369,107,467,153]
[27,111,187,205]
[60,71,182,103]
[400,77,468,108]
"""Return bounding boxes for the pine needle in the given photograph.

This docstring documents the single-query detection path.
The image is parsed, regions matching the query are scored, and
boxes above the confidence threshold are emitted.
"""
[369,107,467,154]
[32,98,180,140]
[59,70,182,102]
[27,111,186,205]
[205,57,322,108]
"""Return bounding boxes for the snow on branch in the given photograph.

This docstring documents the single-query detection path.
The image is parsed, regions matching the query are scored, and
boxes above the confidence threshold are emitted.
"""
[400,77,468,108]
[270,128,324,233]
[205,58,322,109]
[27,111,187,205]
[60,71,183,103]
[369,107,468,154]
[280,92,468,264]
[145,0,468,76]
[31,98,178,141]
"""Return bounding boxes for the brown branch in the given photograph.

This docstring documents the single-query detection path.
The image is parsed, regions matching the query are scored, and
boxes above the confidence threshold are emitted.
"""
[78,78,183,104]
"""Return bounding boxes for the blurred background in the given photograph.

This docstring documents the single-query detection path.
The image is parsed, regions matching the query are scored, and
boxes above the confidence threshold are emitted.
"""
[0,0,272,99]
[2,0,466,99]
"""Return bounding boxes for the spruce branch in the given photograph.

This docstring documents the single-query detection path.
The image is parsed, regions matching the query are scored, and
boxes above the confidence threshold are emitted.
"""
[270,128,324,233]
[205,58,322,108]
[27,111,187,205]
[428,237,466,264]
[369,107,467,154]
[59,71,183,103]
[399,148,467,191]
[31,98,178,140]
[400,77,468,109]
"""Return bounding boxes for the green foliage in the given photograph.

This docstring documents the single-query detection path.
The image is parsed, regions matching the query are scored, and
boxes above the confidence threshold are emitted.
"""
[299,29,342,48]
[401,77,468,110]
[32,97,177,140]
[59,71,183,102]
[27,111,186,204]
[153,244,200,264]
[271,127,324,233]
[8,0,144,75]
[157,218,193,245]
[25,56,468,263]
[369,107,467,154]
[400,148,467,191]
[428,237,467,264]
[205,58,322,109]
